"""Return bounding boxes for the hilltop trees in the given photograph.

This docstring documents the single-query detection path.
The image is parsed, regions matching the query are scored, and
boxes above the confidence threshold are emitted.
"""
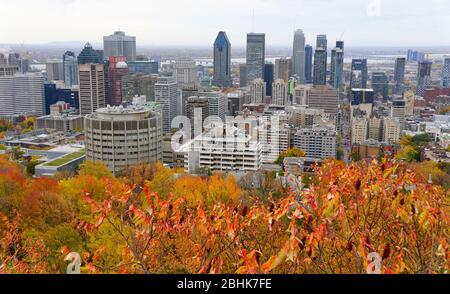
[0,157,449,274]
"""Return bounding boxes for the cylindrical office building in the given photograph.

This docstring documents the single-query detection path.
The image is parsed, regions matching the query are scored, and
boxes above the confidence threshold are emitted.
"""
[85,105,162,174]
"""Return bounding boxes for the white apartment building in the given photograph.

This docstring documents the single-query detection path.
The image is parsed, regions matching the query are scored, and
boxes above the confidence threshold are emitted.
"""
[0,73,45,116]
[155,76,178,134]
[351,117,369,144]
[294,126,337,159]
[250,78,266,104]
[383,118,401,144]
[272,79,288,106]
[184,123,262,173]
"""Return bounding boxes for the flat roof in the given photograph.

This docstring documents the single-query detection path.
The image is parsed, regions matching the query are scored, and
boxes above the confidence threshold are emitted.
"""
[42,150,85,167]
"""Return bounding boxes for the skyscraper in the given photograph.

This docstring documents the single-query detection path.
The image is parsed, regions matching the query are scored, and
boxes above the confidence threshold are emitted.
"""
[155,76,178,134]
[78,43,101,64]
[394,57,406,95]
[372,72,389,100]
[416,61,432,97]
[350,59,368,89]
[313,48,327,86]
[107,56,129,106]
[212,31,232,88]
[313,35,328,86]
[264,63,274,97]
[63,51,78,87]
[305,45,313,84]
[103,30,137,62]
[292,29,306,83]
[239,64,247,87]
[316,35,328,51]
[330,41,344,90]
[246,33,265,83]
[442,57,450,88]
[78,64,105,115]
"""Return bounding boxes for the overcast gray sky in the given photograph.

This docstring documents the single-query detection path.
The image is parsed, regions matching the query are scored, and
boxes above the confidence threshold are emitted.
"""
[1,0,449,47]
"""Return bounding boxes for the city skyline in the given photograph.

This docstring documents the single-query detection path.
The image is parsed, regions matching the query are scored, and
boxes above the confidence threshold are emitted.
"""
[1,0,450,47]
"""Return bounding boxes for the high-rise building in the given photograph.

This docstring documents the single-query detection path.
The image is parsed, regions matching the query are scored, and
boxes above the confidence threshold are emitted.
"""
[85,105,162,174]
[249,78,266,104]
[391,98,406,124]
[294,126,337,159]
[351,59,368,89]
[246,33,265,83]
[63,51,78,87]
[274,58,292,82]
[305,45,313,84]
[199,91,228,121]
[313,35,327,86]
[442,57,450,88]
[186,96,209,131]
[351,89,374,105]
[127,60,158,75]
[0,73,45,116]
[371,72,389,100]
[174,57,198,87]
[185,123,262,173]
[107,56,129,106]
[239,64,247,87]
[293,84,311,106]
[351,117,368,144]
[155,76,178,134]
[46,60,64,81]
[313,48,327,86]
[416,61,432,97]
[77,43,101,64]
[264,63,274,97]
[44,83,79,114]
[212,31,232,88]
[103,30,137,62]
[383,118,401,144]
[122,74,158,102]
[330,46,344,90]
[316,35,327,51]
[307,85,339,114]
[394,57,406,95]
[272,79,288,106]
[78,64,105,115]
[292,29,306,83]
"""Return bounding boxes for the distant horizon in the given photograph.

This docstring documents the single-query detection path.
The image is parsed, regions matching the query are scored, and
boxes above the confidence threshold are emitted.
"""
[2,41,450,51]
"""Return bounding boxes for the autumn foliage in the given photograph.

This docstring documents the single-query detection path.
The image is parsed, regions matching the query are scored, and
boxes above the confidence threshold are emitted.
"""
[0,154,449,274]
